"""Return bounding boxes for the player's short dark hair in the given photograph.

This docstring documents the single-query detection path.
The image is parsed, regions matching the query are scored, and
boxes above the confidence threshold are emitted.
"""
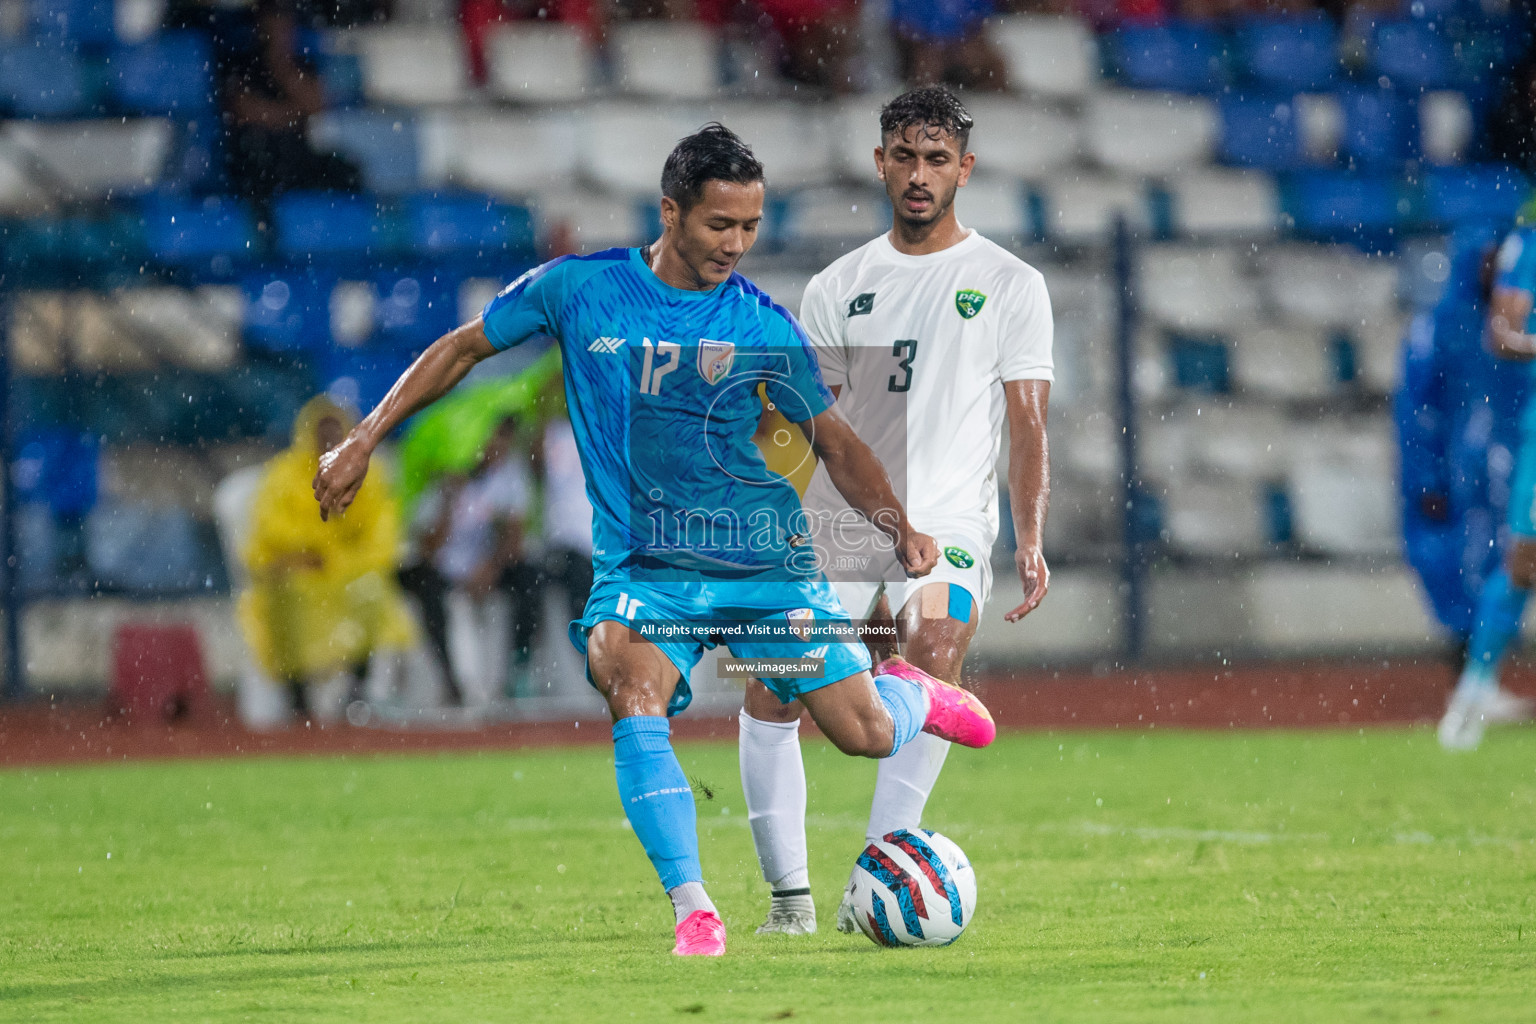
[879,86,974,153]
[660,123,765,210]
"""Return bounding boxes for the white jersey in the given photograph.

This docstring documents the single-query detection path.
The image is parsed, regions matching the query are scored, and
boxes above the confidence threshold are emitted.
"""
[800,230,1053,558]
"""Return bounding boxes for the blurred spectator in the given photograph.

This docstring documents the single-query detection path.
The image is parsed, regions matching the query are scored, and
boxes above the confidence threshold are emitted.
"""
[748,0,861,93]
[238,396,416,721]
[399,415,542,699]
[218,0,361,200]
[891,0,1008,91]
[459,0,600,82]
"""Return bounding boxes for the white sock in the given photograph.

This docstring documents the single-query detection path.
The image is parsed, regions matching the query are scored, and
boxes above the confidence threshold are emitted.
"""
[667,881,716,925]
[739,712,809,892]
[864,731,951,845]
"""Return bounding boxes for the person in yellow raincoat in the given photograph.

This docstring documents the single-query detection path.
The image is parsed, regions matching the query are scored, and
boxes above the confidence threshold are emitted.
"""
[238,396,416,719]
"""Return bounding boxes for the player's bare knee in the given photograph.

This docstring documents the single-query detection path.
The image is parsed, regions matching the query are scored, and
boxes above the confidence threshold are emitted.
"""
[743,679,800,723]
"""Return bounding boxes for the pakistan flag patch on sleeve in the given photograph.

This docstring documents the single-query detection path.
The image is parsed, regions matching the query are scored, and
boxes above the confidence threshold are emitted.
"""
[943,546,975,568]
[955,289,986,319]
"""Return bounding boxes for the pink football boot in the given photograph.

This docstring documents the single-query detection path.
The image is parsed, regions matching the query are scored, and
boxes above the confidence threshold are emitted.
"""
[672,910,727,956]
[876,656,997,749]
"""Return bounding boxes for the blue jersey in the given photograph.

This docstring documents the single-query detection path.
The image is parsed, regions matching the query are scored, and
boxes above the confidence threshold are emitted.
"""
[481,247,834,584]
[1494,226,1536,340]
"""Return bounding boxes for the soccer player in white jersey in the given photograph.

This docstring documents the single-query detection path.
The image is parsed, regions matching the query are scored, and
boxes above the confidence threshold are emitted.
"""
[737,86,1054,935]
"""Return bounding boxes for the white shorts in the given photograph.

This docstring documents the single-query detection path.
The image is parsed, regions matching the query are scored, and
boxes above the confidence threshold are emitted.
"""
[823,529,992,627]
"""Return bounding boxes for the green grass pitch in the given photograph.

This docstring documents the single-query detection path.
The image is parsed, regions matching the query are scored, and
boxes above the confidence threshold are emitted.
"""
[4,727,1535,1022]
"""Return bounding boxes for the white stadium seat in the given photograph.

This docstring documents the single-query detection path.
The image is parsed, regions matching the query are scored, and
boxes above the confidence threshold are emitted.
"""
[1083,90,1218,175]
[417,109,580,195]
[1419,90,1473,166]
[1036,172,1150,241]
[611,21,720,99]
[1164,169,1280,235]
[1286,421,1398,557]
[956,175,1028,241]
[2,119,171,204]
[350,24,471,106]
[712,103,836,190]
[1229,324,1336,400]
[486,22,597,103]
[578,103,704,194]
[781,185,889,243]
[1164,479,1270,557]
[1295,92,1344,163]
[989,14,1100,99]
[533,187,645,251]
[1139,245,1259,333]
[1183,403,1291,480]
[748,271,813,316]
[1351,309,1409,395]
[1261,244,1400,327]
[963,97,1080,178]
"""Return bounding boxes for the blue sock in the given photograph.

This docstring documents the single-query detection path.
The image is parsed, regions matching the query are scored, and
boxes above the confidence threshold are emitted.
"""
[873,672,928,756]
[612,716,701,891]
[1462,569,1529,691]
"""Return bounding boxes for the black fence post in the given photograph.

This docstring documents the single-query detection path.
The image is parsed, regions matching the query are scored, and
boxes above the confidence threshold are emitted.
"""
[1113,215,1146,663]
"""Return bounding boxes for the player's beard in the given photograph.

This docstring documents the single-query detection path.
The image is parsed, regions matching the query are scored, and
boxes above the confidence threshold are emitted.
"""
[891,181,958,231]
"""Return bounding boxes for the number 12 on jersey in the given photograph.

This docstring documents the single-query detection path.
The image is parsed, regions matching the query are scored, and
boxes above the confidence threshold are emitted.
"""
[639,338,681,396]
[888,339,918,393]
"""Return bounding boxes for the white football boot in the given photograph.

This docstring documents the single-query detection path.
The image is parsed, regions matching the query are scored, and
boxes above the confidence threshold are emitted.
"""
[1484,687,1535,725]
[755,891,816,935]
[835,880,859,934]
[1438,686,1491,751]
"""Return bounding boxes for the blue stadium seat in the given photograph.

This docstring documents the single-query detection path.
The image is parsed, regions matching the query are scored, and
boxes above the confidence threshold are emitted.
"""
[31,0,117,46]
[1235,14,1338,92]
[309,110,420,194]
[321,345,414,416]
[13,430,98,518]
[1111,23,1229,94]
[109,32,216,117]
[373,269,460,353]
[0,43,89,118]
[1339,87,1410,171]
[1422,165,1531,227]
[403,193,536,261]
[241,269,336,354]
[140,195,256,270]
[1372,21,1454,91]
[1285,171,1400,245]
[1218,95,1302,170]
[273,191,395,262]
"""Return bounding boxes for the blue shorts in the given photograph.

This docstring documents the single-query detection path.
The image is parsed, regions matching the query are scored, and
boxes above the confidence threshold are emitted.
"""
[1510,401,1536,538]
[568,576,873,716]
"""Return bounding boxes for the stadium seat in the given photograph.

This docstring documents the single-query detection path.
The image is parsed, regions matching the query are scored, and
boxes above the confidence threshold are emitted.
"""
[1295,92,1344,163]
[109,623,212,721]
[1418,91,1474,166]
[955,177,1028,242]
[1164,479,1270,557]
[1338,86,1410,171]
[1371,20,1454,92]
[1245,562,1436,652]
[1035,173,1152,242]
[1234,14,1338,92]
[273,191,394,262]
[579,103,703,195]
[989,14,1100,99]
[1229,324,1336,399]
[320,344,415,416]
[115,0,165,44]
[87,502,207,591]
[418,109,580,195]
[713,103,836,190]
[13,429,98,518]
[403,192,535,261]
[1421,165,1530,227]
[108,32,216,117]
[1260,243,1400,327]
[350,24,472,106]
[954,97,1079,179]
[1109,23,1229,94]
[31,0,117,46]
[532,187,646,251]
[308,109,421,195]
[1140,245,1259,333]
[0,42,90,118]
[1083,91,1219,175]
[371,269,459,353]
[780,186,889,243]
[105,287,242,371]
[139,194,256,270]
[610,21,720,99]
[241,268,335,353]
[1283,172,1400,245]
[486,21,596,103]
[1350,309,1408,395]
[2,119,172,204]
[1218,95,1302,170]
[1164,169,1280,235]
[1285,423,1397,557]
[1183,403,1290,480]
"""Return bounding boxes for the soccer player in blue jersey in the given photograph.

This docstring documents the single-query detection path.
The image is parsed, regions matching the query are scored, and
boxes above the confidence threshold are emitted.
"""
[312,125,997,955]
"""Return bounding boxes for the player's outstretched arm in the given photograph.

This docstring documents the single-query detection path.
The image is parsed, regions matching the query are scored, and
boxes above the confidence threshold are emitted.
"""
[1003,379,1051,622]
[797,406,938,577]
[1487,287,1536,361]
[313,319,498,520]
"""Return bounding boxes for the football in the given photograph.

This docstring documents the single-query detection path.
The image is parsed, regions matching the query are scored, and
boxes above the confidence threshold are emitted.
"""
[849,828,977,947]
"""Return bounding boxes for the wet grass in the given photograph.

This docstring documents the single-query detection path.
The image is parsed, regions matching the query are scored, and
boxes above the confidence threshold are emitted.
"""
[3,726,1535,1022]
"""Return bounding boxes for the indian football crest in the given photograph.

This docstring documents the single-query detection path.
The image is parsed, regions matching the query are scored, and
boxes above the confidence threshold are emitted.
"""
[785,607,816,642]
[955,289,987,320]
[697,338,735,385]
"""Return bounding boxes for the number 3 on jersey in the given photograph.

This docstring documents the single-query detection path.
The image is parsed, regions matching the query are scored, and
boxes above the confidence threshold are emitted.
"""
[639,338,681,396]
[888,338,918,392]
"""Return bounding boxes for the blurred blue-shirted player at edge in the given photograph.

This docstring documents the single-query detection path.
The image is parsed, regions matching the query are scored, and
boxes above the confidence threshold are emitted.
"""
[1439,208,1536,751]
[311,124,998,955]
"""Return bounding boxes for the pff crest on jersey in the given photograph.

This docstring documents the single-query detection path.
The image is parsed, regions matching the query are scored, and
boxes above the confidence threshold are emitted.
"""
[955,289,987,320]
[698,338,735,385]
